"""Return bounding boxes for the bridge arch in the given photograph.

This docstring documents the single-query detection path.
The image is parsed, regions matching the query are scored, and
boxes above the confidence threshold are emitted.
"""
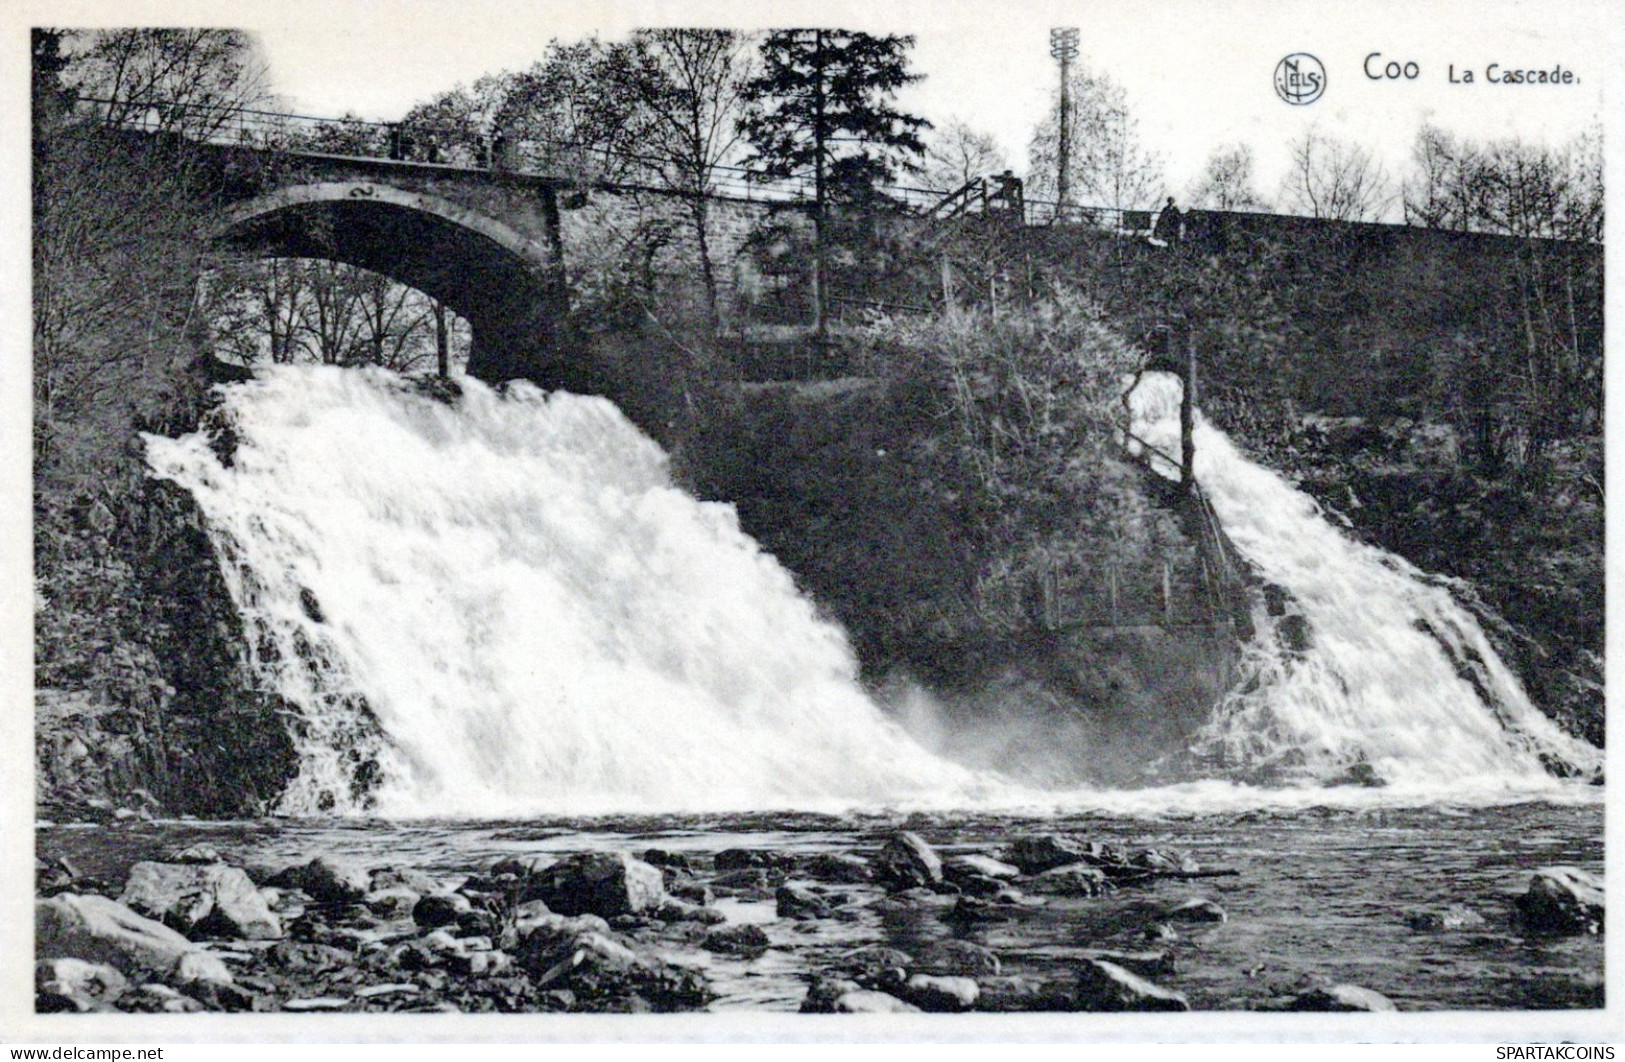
[213,181,572,386]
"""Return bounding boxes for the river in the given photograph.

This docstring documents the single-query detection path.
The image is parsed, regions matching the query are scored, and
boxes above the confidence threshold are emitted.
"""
[38,798,1603,1011]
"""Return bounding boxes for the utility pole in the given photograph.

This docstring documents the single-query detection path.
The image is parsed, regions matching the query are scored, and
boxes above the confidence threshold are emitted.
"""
[810,28,827,344]
[1049,27,1079,222]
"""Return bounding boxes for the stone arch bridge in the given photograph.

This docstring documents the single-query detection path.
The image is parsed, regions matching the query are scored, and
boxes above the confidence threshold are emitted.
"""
[198,140,792,394]
[180,122,1600,438]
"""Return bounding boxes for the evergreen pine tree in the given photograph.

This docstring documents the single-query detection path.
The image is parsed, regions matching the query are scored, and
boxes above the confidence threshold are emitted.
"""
[739,29,929,334]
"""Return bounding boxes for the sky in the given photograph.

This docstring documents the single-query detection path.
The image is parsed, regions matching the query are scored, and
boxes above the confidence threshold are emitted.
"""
[25,0,1612,213]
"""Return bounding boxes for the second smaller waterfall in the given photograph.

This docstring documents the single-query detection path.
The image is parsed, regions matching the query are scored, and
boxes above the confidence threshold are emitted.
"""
[1128,372,1601,793]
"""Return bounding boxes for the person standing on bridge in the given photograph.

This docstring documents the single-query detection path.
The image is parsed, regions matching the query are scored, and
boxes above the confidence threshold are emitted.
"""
[991,170,1025,218]
[491,126,509,170]
[1151,196,1183,247]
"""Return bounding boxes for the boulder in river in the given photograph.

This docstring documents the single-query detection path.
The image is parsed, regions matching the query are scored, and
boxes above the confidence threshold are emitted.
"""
[1130,847,1200,873]
[272,856,372,905]
[483,854,557,885]
[412,891,473,929]
[119,861,283,940]
[515,912,708,1010]
[1027,863,1113,897]
[259,886,306,919]
[715,848,795,871]
[365,887,422,920]
[1165,897,1228,923]
[944,853,1022,885]
[1404,904,1487,931]
[1006,835,1124,875]
[800,852,874,884]
[1515,866,1604,935]
[268,940,353,974]
[641,848,695,871]
[949,873,1011,899]
[915,939,1000,977]
[35,958,129,1012]
[832,990,920,1013]
[1086,949,1176,979]
[976,975,1076,1012]
[35,856,85,897]
[36,893,234,985]
[709,868,777,894]
[527,851,667,918]
[871,831,942,890]
[117,983,206,1013]
[946,895,1017,925]
[776,881,834,919]
[370,865,443,894]
[1005,834,1089,875]
[166,844,225,865]
[831,946,914,982]
[899,973,979,1012]
[701,923,769,956]
[1288,984,1397,1012]
[665,874,714,906]
[1073,959,1190,1011]
[800,975,919,1014]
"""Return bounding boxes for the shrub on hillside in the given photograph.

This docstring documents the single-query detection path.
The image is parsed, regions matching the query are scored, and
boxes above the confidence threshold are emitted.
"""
[850,291,1194,640]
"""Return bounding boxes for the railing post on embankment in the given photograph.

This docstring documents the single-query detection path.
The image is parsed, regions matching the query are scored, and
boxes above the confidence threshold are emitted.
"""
[1181,320,1197,495]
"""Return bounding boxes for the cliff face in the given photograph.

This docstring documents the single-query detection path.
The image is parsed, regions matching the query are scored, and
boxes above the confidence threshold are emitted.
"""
[688,373,1246,787]
[36,459,300,819]
[36,689,165,821]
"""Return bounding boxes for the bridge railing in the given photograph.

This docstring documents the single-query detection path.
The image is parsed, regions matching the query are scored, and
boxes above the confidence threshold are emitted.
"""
[71,95,1167,236]
[1023,198,1158,236]
[71,95,412,163]
[71,94,819,202]
[68,95,1020,215]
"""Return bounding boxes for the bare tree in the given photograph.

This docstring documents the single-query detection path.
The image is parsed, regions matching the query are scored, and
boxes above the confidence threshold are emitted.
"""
[62,28,272,137]
[297,113,390,157]
[921,119,1009,192]
[34,125,208,483]
[603,29,756,325]
[1394,126,1603,463]
[203,257,472,374]
[352,271,441,371]
[1278,128,1391,221]
[1187,144,1268,211]
[494,40,650,179]
[204,255,306,365]
[1027,66,1164,215]
[1403,123,1601,243]
[399,72,514,165]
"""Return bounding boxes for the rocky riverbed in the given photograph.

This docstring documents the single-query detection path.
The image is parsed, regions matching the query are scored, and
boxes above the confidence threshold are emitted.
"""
[34,805,1605,1014]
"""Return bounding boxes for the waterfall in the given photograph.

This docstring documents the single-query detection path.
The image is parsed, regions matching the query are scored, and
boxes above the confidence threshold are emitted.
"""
[1127,372,1601,793]
[144,366,987,816]
[142,364,1597,817]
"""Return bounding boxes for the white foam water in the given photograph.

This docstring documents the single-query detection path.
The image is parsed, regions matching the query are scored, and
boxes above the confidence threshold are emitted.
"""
[1126,372,1602,795]
[145,367,990,816]
[143,364,1599,818]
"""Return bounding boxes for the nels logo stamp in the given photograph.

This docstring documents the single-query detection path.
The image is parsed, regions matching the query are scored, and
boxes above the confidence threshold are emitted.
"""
[1274,52,1326,104]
